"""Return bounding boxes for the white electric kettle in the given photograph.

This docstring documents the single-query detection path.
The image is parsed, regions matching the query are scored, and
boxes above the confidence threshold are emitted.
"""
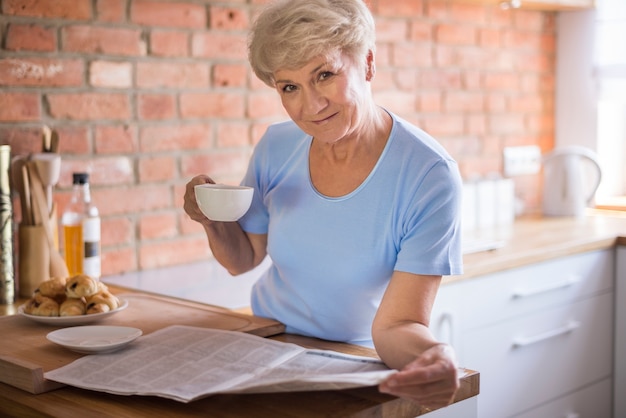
[542,145,602,217]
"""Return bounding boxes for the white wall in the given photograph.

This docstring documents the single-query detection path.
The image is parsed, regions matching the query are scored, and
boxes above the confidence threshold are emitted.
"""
[555,0,626,198]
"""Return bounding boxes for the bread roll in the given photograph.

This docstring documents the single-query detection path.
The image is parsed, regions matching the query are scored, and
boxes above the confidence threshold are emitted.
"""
[23,294,60,317]
[66,274,99,298]
[35,277,67,304]
[85,291,119,315]
[60,297,86,316]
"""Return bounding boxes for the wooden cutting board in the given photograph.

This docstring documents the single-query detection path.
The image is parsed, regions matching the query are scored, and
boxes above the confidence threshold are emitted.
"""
[0,292,284,395]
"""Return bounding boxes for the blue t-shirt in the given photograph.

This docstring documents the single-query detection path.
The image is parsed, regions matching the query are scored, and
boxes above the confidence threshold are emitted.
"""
[238,112,463,346]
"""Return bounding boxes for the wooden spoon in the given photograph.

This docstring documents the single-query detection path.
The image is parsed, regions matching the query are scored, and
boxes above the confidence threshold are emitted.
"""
[10,156,28,225]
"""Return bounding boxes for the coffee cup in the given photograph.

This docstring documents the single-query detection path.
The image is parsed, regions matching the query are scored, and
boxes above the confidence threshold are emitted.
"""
[194,184,253,222]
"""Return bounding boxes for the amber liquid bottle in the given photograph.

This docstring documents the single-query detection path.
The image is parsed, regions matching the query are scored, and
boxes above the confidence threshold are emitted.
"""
[61,173,101,278]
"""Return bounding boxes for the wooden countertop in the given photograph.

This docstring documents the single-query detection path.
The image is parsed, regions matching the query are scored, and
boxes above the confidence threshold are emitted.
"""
[0,287,479,418]
[447,210,626,284]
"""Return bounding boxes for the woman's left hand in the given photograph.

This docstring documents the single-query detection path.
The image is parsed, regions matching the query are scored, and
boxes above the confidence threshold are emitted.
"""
[378,343,459,410]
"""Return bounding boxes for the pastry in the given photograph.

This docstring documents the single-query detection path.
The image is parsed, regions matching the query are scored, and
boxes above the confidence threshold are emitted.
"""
[65,274,99,298]
[86,291,119,314]
[34,277,67,304]
[60,297,86,316]
[23,294,60,317]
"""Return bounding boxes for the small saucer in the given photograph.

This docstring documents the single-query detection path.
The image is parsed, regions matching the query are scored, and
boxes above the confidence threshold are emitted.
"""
[47,325,142,354]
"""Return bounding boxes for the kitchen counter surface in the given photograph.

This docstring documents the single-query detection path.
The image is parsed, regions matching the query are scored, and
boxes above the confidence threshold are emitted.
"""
[449,209,626,283]
[0,287,479,418]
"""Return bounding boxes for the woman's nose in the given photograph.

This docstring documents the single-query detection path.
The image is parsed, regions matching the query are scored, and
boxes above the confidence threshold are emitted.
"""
[301,87,327,114]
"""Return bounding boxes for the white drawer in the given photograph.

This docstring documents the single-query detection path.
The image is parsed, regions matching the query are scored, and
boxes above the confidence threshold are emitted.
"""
[512,378,612,418]
[433,249,613,331]
[461,292,613,418]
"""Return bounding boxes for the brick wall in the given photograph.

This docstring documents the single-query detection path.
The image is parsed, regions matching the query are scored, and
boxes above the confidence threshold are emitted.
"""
[0,0,555,275]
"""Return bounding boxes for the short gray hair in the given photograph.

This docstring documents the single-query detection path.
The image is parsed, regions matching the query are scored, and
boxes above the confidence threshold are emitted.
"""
[248,0,376,87]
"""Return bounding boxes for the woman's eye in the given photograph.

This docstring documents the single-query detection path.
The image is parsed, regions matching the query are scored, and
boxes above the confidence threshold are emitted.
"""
[281,84,297,93]
[318,71,333,81]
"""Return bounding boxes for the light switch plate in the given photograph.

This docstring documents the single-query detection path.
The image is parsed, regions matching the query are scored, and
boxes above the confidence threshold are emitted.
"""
[503,145,541,177]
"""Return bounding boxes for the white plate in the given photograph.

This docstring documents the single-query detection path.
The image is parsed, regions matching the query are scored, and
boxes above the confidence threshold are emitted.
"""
[47,325,142,354]
[18,299,129,326]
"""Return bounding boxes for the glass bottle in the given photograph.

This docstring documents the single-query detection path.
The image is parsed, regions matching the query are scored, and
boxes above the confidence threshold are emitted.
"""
[61,173,101,278]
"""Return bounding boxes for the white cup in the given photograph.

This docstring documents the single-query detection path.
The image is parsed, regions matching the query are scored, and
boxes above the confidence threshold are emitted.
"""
[194,184,253,222]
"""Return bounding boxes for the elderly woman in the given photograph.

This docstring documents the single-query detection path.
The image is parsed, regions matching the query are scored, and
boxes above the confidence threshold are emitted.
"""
[184,0,463,409]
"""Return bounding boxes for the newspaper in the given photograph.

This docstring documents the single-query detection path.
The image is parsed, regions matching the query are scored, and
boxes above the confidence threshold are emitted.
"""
[44,325,396,403]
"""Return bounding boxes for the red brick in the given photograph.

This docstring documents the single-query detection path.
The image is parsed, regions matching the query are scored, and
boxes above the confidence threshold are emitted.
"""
[90,61,132,88]
[101,247,137,276]
[377,0,423,17]
[53,126,90,156]
[139,124,212,152]
[138,94,176,120]
[246,92,284,119]
[417,91,442,113]
[421,115,464,137]
[409,21,432,42]
[191,32,247,59]
[479,28,503,48]
[0,92,40,121]
[504,30,546,51]
[5,24,56,52]
[513,10,548,31]
[136,62,208,88]
[425,0,448,20]
[180,92,246,119]
[216,121,251,148]
[47,93,131,121]
[139,237,211,270]
[62,25,144,56]
[371,91,417,116]
[444,91,485,113]
[391,42,432,67]
[131,1,206,29]
[212,63,248,88]
[138,156,176,182]
[417,69,462,90]
[60,156,133,187]
[435,24,476,45]
[96,0,126,22]
[101,217,134,247]
[95,125,137,154]
[180,151,250,178]
[150,30,189,57]
[0,58,83,87]
[484,72,520,91]
[139,212,178,240]
[2,0,92,20]
[0,126,41,154]
[209,5,249,30]
[489,114,525,134]
[93,184,172,216]
[375,19,409,42]
[371,68,395,92]
[449,3,486,24]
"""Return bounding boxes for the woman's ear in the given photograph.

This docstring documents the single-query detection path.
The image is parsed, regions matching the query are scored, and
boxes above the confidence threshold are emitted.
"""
[365,50,375,81]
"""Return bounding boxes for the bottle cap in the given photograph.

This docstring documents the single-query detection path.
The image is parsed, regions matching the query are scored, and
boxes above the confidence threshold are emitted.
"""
[72,172,89,185]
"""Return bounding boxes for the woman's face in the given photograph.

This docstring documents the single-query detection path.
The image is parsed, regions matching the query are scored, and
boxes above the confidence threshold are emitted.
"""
[273,50,371,145]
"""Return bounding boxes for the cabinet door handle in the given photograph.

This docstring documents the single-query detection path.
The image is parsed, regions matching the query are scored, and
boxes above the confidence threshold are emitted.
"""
[511,275,580,299]
[512,321,580,349]
[435,312,455,347]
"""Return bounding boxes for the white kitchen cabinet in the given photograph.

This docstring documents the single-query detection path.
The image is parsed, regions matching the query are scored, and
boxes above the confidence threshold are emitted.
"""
[432,249,614,418]
[616,246,626,418]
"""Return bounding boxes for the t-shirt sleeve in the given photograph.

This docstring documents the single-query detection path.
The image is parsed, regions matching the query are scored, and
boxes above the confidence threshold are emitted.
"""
[394,158,464,276]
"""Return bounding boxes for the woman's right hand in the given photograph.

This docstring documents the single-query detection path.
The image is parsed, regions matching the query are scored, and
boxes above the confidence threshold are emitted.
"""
[183,175,215,223]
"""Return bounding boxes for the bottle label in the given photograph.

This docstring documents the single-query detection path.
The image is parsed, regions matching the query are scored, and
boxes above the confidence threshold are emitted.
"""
[82,217,101,278]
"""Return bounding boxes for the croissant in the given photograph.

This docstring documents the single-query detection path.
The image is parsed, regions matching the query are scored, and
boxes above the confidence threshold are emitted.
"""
[60,297,86,316]
[86,291,119,315]
[23,294,60,317]
[65,274,99,298]
[34,277,67,304]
